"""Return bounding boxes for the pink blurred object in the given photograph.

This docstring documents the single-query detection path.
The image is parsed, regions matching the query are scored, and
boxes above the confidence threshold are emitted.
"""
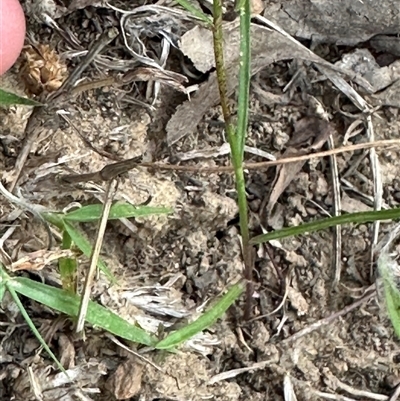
[0,0,26,76]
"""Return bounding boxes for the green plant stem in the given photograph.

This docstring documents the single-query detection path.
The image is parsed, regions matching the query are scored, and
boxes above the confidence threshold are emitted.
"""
[212,0,252,318]
[234,0,252,318]
[231,144,252,316]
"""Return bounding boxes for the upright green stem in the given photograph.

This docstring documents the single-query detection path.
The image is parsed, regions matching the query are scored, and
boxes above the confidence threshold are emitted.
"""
[235,0,252,318]
[230,139,252,318]
[213,0,253,318]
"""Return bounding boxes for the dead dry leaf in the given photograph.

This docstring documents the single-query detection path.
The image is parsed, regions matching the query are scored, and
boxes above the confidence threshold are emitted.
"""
[287,287,308,316]
[369,78,400,108]
[288,116,335,150]
[341,193,372,214]
[13,361,107,400]
[169,23,363,146]
[107,359,143,400]
[267,148,306,218]
[10,249,75,272]
[335,49,400,93]
[266,117,334,221]
[58,333,76,370]
[122,67,189,93]
[19,44,67,96]
[263,0,400,46]
[250,0,265,15]
[180,25,218,74]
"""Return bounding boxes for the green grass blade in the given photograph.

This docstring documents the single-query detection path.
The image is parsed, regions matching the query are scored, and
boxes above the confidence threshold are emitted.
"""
[10,277,157,346]
[63,220,115,283]
[6,285,70,377]
[64,203,172,223]
[42,212,65,229]
[155,282,244,350]
[378,253,400,338]
[250,207,400,244]
[0,88,42,106]
[173,0,212,25]
[235,0,251,158]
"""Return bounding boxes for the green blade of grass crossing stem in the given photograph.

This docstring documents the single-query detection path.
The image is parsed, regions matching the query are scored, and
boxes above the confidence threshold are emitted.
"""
[0,88,42,106]
[62,219,115,283]
[173,0,212,25]
[378,252,400,338]
[10,277,157,346]
[250,207,400,245]
[6,284,70,377]
[42,212,65,230]
[64,203,172,223]
[155,282,244,350]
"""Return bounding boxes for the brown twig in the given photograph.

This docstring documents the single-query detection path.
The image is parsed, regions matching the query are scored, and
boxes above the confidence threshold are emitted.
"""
[61,156,142,183]
[76,179,118,333]
[328,135,342,288]
[60,139,400,184]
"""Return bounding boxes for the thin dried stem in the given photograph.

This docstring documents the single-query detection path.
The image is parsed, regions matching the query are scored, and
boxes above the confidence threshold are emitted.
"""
[328,136,342,288]
[60,139,400,183]
[76,179,118,333]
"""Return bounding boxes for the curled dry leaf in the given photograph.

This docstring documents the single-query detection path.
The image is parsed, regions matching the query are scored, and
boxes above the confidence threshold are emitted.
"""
[10,249,75,272]
[179,22,240,74]
[266,148,306,226]
[287,116,335,150]
[57,333,76,370]
[122,67,188,93]
[336,49,400,93]
[169,23,357,146]
[263,0,400,46]
[19,44,67,95]
[266,117,335,223]
[106,359,143,400]
[250,0,265,15]
[369,78,400,108]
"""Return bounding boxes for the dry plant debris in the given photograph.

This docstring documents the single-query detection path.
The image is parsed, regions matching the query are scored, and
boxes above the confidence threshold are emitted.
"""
[1,1,400,400]
[19,43,68,95]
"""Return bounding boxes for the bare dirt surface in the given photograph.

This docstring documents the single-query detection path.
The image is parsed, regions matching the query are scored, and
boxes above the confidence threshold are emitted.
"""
[1,1,400,400]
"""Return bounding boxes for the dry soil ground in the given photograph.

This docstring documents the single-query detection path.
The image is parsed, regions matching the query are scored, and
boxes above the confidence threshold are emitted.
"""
[1,1,400,400]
